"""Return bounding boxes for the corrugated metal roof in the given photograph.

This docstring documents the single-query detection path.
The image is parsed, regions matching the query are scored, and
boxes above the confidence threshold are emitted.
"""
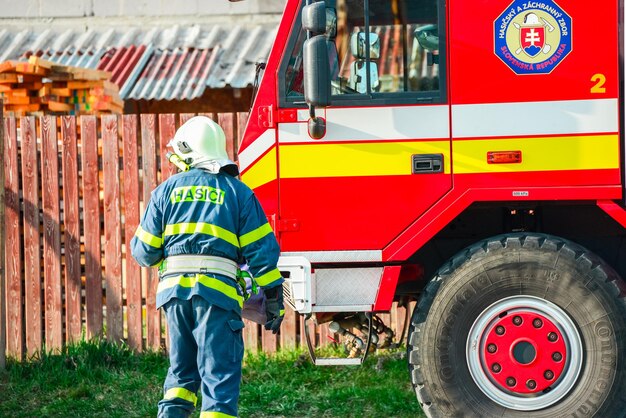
[0,24,276,100]
[125,47,217,101]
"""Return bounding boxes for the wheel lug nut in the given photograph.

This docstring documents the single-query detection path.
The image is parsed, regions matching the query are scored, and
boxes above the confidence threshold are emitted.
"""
[512,315,523,326]
[506,377,516,387]
[487,344,497,353]
[552,352,562,361]
[526,379,537,390]
[533,318,543,328]
[548,332,558,342]
[495,325,505,335]
[544,370,554,380]
[491,363,501,373]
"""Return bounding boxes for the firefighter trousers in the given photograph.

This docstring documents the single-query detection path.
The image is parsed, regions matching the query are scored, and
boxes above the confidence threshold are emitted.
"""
[158,295,245,418]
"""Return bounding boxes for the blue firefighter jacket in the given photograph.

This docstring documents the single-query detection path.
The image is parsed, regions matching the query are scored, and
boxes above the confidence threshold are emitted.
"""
[130,168,283,312]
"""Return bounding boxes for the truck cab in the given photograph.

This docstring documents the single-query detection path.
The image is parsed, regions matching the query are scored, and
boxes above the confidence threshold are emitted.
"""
[238,0,626,416]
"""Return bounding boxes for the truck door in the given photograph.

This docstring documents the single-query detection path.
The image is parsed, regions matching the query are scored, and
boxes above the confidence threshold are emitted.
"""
[276,0,451,255]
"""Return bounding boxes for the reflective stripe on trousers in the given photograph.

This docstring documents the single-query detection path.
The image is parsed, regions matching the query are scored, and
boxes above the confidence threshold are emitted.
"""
[200,412,237,418]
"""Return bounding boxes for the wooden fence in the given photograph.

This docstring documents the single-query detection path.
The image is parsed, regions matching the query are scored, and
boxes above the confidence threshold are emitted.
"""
[0,105,5,369]
[2,113,412,360]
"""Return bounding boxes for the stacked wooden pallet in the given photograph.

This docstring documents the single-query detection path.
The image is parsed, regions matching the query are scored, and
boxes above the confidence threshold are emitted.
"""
[0,56,123,116]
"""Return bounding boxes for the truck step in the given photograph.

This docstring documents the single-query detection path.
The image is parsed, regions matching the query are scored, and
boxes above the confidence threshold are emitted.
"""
[314,358,363,366]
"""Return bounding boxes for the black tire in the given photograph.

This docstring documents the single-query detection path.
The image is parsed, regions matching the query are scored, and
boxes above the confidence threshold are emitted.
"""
[407,233,626,417]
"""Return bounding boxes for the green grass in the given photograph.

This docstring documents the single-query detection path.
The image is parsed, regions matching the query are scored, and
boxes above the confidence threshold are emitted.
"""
[0,341,423,418]
[241,349,423,418]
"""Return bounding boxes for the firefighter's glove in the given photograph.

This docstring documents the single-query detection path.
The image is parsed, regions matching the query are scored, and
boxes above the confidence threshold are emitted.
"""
[264,285,285,334]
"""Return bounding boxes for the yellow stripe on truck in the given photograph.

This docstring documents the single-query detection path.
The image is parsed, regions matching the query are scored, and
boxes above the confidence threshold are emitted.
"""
[241,147,277,190]
[453,134,619,174]
[279,140,451,178]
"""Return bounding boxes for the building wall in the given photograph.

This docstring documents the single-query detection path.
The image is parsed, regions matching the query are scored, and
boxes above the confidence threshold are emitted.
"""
[0,0,285,18]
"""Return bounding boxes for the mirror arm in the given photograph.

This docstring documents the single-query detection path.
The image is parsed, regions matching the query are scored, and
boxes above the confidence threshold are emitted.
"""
[364,3,371,94]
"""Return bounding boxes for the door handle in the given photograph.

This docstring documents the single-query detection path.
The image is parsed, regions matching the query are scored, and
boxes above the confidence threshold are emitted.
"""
[412,154,444,174]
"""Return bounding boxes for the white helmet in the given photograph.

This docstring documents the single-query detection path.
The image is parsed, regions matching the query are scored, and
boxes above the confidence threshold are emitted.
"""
[168,116,238,174]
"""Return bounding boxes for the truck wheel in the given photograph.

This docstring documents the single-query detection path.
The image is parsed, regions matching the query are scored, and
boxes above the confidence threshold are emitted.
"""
[407,233,626,417]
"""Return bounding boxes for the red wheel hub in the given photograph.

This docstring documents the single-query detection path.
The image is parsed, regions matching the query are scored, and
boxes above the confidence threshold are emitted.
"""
[483,312,567,394]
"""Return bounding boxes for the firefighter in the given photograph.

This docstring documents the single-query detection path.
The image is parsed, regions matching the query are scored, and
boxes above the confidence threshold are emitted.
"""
[131,116,285,418]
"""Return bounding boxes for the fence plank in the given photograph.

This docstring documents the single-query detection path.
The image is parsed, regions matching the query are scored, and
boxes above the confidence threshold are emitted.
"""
[81,115,103,338]
[141,114,161,350]
[4,117,21,359]
[61,116,82,343]
[377,312,391,347]
[158,114,177,181]
[391,300,416,344]
[280,307,298,350]
[102,115,123,343]
[218,113,235,161]
[179,113,194,125]
[236,112,249,161]
[243,320,260,352]
[123,115,143,351]
[262,328,278,353]
[41,116,63,351]
[319,323,330,347]
[0,108,4,369]
[392,301,409,345]
[233,109,262,349]
[157,114,177,354]
[390,302,398,342]
[300,314,320,351]
[21,116,41,356]
[0,108,7,370]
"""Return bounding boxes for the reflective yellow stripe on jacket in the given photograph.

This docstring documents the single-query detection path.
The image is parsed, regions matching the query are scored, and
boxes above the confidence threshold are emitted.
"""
[163,221,275,250]
[254,268,282,287]
[158,274,244,308]
[164,222,240,248]
[239,223,273,247]
[135,225,162,248]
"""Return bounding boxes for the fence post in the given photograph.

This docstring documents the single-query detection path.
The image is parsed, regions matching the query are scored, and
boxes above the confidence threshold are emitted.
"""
[0,105,5,369]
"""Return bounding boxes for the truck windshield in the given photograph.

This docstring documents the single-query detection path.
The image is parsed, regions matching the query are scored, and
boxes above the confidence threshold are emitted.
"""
[284,0,441,101]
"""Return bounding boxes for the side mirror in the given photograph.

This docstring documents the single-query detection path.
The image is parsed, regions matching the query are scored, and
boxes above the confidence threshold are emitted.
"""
[308,116,326,140]
[302,0,330,139]
[302,1,327,34]
[414,24,440,66]
[414,24,439,51]
[303,35,331,107]
[349,32,380,59]
[348,61,379,93]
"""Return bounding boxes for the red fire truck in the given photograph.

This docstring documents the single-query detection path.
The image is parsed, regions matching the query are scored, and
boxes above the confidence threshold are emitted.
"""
[238,0,626,415]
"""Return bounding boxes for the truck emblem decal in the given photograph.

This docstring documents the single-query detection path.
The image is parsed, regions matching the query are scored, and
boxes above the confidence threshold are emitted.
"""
[494,0,572,74]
